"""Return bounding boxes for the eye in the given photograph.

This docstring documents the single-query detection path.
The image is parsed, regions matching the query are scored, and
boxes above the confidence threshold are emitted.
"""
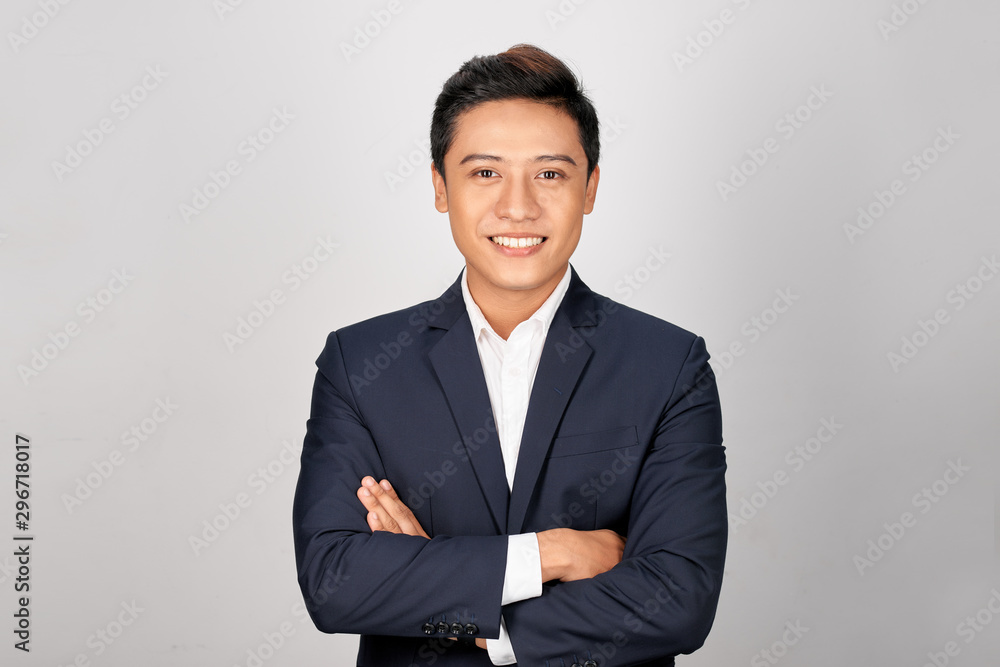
[540,170,561,180]
[475,169,496,178]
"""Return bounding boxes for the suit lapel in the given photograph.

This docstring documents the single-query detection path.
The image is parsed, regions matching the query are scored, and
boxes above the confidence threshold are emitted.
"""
[507,267,596,534]
[426,266,601,536]
[427,275,509,534]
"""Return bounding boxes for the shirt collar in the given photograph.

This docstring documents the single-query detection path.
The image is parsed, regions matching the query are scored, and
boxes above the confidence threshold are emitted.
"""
[461,264,573,342]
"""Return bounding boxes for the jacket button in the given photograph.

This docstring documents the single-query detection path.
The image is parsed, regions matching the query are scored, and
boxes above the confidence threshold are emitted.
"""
[421,623,435,635]
[464,623,479,635]
[450,622,464,635]
[436,622,449,634]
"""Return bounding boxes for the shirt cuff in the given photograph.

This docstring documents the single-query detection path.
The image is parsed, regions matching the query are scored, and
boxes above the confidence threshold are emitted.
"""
[487,534,542,665]
[500,533,542,605]
[486,615,517,665]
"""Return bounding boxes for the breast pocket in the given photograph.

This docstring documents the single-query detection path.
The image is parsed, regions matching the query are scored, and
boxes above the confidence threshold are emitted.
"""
[531,425,641,533]
[548,425,639,458]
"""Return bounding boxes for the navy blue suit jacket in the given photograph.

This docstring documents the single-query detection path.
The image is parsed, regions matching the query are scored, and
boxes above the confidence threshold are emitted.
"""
[292,266,727,666]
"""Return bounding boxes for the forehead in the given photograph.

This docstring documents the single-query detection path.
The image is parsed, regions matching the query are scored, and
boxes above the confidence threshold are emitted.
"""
[449,99,583,158]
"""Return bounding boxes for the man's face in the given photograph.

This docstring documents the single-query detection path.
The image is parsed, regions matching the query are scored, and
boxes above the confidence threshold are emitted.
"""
[432,98,599,302]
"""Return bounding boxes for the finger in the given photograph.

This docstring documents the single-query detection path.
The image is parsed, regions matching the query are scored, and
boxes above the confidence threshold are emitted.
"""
[359,479,404,533]
[368,503,402,533]
[380,510,400,532]
[362,477,401,517]
[357,482,382,514]
[367,511,400,534]
[369,480,424,536]
[361,476,429,538]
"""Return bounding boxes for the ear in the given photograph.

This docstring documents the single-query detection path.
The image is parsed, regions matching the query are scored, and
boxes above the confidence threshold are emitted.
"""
[431,163,449,213]
[583,164,600,215]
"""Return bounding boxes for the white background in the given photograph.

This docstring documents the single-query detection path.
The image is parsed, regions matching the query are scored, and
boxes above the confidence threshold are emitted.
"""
[2,1,998,665]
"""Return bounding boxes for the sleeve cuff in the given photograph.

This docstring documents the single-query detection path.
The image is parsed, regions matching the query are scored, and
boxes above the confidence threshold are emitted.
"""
[501,533,542,605]
[486,616,517,665]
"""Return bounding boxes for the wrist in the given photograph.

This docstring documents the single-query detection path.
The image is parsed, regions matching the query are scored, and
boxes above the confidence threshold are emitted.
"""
[537,528,568,582]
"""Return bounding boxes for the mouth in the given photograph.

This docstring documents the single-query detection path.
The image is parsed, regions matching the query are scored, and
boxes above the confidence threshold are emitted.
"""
[489,235,546,248]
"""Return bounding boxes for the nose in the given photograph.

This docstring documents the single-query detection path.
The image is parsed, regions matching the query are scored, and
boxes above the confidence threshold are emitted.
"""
[494,173,541,222]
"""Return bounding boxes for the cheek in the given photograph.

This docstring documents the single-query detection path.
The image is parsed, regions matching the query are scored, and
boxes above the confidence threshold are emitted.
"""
[449,215,483,250]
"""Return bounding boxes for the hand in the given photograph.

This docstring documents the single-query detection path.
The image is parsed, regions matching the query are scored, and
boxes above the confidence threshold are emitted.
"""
[356,476,429,538]
[357,479,484,649]
[537,528,626,583]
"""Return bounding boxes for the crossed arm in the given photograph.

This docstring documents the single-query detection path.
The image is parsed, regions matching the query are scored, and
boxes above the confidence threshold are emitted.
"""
[355,475,627,650]
[295,331,726,664]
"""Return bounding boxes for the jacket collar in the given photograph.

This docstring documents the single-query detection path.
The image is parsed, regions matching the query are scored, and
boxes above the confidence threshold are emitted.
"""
[429,263,601,333]
[427,263,598,534]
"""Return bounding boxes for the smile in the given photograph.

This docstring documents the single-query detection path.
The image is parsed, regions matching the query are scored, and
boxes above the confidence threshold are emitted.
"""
[490,236,545,248]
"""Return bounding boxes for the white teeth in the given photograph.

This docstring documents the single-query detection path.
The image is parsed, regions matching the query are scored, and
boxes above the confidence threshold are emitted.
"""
[491,236,544,248]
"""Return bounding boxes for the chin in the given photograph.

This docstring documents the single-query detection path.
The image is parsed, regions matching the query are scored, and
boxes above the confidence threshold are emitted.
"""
[490,267,557,291]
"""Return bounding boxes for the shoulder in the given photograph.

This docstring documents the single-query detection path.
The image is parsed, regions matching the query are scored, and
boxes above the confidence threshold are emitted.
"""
[316,280,464,365]
[570,280,703,357]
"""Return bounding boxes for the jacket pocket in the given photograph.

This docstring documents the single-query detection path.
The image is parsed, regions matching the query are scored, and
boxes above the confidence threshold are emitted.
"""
[547,425,638,458]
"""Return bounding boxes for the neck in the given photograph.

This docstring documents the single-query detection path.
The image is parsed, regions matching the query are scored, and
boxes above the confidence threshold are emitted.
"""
[467,266,566,340]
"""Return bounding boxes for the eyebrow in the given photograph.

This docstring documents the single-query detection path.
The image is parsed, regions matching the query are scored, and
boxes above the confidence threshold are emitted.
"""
[458,153,578,166]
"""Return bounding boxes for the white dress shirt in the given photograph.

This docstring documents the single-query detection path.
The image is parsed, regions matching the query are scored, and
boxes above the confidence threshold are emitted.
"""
[459,263,573,665]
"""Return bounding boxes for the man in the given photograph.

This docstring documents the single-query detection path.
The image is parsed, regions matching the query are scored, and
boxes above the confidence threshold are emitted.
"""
[292,44,727,666]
